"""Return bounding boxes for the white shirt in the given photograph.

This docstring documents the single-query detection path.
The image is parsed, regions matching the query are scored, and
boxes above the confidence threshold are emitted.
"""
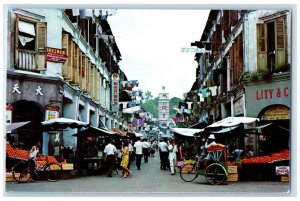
[128,143,133,152]
[159,141,168,152]
[29,146,39,160]
[142,141,150,148]
[134,140,143,155]
[104,143,117,155]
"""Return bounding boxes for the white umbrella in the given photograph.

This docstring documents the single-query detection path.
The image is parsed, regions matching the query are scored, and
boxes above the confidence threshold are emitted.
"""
[207,117,259,128]
[41,117,89,129]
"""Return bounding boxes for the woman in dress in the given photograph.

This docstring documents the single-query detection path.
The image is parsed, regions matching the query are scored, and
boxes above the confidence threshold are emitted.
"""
[120,141,132,178]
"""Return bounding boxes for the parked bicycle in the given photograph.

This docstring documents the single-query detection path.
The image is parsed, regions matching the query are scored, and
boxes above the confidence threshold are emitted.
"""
[179,144,228,185]
[11,156,62,183]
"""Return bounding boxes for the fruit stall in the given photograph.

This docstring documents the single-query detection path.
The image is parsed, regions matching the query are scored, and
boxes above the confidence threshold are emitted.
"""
[6,143,74,181]
[239,149,290,181]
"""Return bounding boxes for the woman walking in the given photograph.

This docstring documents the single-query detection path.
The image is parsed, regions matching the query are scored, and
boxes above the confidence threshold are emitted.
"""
[120,141,132,178]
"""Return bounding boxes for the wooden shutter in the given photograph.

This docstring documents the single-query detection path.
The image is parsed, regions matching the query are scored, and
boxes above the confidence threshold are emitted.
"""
[275,17,286,69]
[257,23,267,71]
[35,22,47,71]
[62,33,71,80]
[15,17,19,67]
[73,45,79,84]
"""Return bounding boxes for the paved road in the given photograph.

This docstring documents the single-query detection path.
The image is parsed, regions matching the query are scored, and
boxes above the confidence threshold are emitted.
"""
[5,152,291,196]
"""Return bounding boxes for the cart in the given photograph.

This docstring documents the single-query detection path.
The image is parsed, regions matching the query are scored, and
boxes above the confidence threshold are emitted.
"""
[179,143,228,185]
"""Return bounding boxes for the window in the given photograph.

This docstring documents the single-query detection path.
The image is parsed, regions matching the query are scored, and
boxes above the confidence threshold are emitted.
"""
[257,17,287,72]
[15,16,47,71]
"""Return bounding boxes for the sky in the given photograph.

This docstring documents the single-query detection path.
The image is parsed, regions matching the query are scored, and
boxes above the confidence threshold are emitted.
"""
[108,9,210,99]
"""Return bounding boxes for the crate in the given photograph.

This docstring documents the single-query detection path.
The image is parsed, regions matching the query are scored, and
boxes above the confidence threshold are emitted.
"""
[227,173,239,182]
[228,166,238,174]
[62,163,74,170]
[281,175,289,182]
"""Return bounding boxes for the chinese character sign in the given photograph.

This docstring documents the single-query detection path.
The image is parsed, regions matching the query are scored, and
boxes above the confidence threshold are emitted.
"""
[111,73,119,112]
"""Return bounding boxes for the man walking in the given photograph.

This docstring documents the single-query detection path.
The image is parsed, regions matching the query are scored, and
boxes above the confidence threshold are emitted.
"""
[159,138,169,170]
[103,139,117,177]
[134,137,143,170]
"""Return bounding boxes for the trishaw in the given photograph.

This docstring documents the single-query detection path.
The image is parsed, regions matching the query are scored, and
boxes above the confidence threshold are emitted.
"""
[179,143,228,185]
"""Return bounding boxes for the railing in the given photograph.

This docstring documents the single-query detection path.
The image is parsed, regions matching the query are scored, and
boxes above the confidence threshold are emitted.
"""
[17,49,36,70]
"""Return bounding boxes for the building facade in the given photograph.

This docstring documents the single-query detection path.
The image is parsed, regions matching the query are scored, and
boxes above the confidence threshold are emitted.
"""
[158,86,170,130]
[5,8,125,156]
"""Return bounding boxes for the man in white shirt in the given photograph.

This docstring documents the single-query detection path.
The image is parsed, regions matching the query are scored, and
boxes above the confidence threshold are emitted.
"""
[134,137,143,170]
[142,139,151,163]
[104,139,117,177]
[159,138,169,170]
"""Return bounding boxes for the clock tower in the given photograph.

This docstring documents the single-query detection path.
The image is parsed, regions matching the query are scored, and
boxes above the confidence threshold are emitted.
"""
[158,86,170,128]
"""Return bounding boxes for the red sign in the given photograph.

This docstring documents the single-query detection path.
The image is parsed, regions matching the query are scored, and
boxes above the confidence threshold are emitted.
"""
[46,47,67,63]
[256,87,289,101]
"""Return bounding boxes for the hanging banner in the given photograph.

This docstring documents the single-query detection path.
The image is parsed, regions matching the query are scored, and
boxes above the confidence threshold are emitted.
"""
[111,73,119,112]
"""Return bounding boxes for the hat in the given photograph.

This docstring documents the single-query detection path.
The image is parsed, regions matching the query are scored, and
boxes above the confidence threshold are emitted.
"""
[208,134,215,140]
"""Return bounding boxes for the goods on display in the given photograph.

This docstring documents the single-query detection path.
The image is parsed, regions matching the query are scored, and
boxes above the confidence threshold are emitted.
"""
[6,144,29,160]
[242,149,290,164]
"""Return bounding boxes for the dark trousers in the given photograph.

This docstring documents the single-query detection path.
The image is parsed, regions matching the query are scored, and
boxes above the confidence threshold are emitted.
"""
[106,155,115,176]
[135,154,142,169]
[161,152,169,170]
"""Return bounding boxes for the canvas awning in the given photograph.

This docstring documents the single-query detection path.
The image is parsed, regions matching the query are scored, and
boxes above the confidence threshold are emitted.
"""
[244,123,273,131]
[189,121,208,129]
[169,127,203,137]
[73,126,116,137]
[210,126,239,134]
[122,106,141,114]
[207,117,259,128]
[6,121,31,132]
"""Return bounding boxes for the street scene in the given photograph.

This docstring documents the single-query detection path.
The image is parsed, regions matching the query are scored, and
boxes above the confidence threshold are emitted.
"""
[3,6,293,197]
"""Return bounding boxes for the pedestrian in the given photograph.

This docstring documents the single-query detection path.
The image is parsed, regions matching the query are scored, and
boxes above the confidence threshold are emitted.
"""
[120,141,132,178]
[233,146,244,162]
[168,139,178,175]
[159,138,169,170]
[204,134,217,165]
[127,139,134,170]
[28,141,41,181]
[103,138,117,177]
[142,138,150,163]
[150,141,156,157]
[133,137,143,170]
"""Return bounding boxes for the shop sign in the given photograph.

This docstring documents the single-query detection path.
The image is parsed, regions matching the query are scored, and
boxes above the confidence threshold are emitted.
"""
[46,47,67,63]
[276,166,289,175]
[256,87,289,101]
[111,73,119,112]
[261,105,289,120]
[45,105,60,121]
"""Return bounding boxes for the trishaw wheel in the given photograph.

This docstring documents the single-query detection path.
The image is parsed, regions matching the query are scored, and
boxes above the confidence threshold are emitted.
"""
[205,163,227,185]
[180,164,198,182]
[45,163,62,182]
[12,161,31,183]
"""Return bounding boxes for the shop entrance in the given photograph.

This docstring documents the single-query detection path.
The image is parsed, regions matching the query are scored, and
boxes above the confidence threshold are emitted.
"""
[11,100,44,150]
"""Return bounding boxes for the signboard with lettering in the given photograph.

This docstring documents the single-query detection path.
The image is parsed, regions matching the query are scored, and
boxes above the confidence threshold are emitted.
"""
[111,73,119,112]
[275,166,289,175]
[46,47,67,63]
[45,105,60,121]
[261,105,290,120]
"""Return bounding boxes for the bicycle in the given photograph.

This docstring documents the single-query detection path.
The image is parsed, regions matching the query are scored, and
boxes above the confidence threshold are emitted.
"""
[179,144,228,185]
[11,156,62,183]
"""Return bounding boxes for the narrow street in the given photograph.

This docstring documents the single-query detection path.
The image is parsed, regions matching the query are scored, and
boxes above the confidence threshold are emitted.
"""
[5,152,290,196]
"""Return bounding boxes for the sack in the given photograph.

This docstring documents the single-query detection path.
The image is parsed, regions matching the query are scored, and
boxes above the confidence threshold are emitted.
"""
[176,160,184,167]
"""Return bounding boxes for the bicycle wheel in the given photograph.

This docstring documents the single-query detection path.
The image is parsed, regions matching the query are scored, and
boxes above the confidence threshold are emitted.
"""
[180,164,198,182]
[12,161,31,183]
[205,163,227,185]
[44,163,62,182]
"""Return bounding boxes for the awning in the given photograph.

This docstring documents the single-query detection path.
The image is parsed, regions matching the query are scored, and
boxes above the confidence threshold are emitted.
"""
[134,132,143,137]
[18,21,35,36]
[6,121,31,132]
[210,126,239,134]
[189,121,208,129]
[244,123,273,131]
[73,126,116,137]
[41,118,89,129]
[169,127,203,137]
[207,117,259,128]
[122,106,141,114]
[112,128,127,136]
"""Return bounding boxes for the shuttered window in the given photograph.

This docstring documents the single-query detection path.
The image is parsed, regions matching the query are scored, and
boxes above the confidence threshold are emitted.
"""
[15,16,47,71]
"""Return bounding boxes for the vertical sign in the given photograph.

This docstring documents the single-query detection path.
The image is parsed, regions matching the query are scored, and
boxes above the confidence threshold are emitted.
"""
[111,73,119,112]
[6,104,13,133]
[45,105,60,121]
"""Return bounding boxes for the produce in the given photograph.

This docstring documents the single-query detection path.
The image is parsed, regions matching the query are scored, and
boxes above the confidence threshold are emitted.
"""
[242,150,290,164]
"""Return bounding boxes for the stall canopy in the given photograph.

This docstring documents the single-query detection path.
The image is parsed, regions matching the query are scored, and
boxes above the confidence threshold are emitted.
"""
[41,117,89,129]
[244,123,273,132]
[72,126,116,137]
[122,106,141,114]
[207,117,259,128]
[169,127,203,137]
[210,126,240,134]
[112,128,127,137]
[189,121,208,129]
[6,121,31,132]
